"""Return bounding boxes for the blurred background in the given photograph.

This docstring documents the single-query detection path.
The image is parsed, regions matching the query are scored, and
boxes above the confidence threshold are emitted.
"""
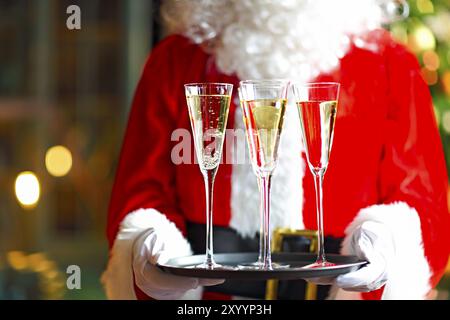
[0,0,449,300]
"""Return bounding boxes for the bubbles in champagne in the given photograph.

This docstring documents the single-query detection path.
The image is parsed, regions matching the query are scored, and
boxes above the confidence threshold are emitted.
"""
[186,94,231,172]
[200,129,224,170]
[201,154,221,170]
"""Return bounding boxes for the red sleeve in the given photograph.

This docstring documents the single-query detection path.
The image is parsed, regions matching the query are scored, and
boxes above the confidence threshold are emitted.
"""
[378,41,450,288]
[106,35,197,248]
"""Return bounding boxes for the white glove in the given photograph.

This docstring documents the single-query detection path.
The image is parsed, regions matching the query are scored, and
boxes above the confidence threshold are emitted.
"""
[308,221,395,292]
[132,229,224,300]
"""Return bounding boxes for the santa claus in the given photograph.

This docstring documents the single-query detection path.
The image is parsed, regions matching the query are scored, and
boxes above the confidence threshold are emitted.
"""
[101,0,450,300]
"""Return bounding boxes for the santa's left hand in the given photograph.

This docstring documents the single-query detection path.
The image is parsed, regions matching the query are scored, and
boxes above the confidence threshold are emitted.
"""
[308,221,395,292]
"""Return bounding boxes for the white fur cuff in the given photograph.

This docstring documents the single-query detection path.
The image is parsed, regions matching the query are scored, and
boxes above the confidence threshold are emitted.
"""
[101,208,192,300]
[335,202,431,300]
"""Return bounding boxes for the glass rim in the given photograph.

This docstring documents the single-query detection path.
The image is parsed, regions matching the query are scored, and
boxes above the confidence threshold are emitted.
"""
[240,79,290,86]
[291,81,340,89]
[184,82,234,88]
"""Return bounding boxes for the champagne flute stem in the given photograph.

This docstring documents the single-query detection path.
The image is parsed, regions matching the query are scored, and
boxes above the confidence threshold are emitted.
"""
[258,179,263,264]
[203,169,216,268]
[313,172,326,265]
[259,173,273,270]
[258,209,264,264]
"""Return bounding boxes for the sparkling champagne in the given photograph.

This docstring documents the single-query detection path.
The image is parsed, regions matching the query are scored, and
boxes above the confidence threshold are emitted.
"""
[185,83,233,270]
[297,100,337,173]
[186,94,231,171]
[241,99,287,174]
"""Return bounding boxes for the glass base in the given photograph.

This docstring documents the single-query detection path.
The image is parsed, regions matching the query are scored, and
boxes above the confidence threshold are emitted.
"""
[237,261,290,270]
[237,261,264,270]
[303,260,336,269]
[193,263,235,270]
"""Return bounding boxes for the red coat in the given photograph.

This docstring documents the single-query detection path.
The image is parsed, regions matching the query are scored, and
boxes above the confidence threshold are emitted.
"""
[106,30,450,300]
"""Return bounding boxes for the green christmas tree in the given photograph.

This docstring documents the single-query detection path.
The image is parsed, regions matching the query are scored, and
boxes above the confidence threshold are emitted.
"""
[390,0,450,175]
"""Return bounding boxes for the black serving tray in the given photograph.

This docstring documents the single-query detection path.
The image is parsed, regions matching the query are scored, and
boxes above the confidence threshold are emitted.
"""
[157,252,367,280]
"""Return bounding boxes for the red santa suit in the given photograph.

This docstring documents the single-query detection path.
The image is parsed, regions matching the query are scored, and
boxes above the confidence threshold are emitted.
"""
[102,30,450,300]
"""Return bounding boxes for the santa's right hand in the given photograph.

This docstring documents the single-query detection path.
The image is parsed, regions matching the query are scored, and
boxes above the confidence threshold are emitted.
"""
[132,229,224,300]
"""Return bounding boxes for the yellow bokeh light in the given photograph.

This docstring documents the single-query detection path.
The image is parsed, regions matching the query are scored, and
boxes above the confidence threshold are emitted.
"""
[15,172,40,208]
[7,251,28,271]
[28,253,48,273]
[43,270,59,280]
[416,0,434,14]
[411,25,436,51]
[45,145,73,177]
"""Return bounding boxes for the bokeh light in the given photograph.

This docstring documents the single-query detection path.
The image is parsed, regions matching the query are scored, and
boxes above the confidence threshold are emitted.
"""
[7,251,28,271]
[421,67,438,85]
[442,71,450,96]
[45,145,73,177]
[15,172,41,208]
[416,0,434,14]
[411,25,436,51]
[422,50,440,71]
[28,253,49,273]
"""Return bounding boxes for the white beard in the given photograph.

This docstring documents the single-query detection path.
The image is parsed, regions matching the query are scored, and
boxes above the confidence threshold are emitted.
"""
[214,0,383,82]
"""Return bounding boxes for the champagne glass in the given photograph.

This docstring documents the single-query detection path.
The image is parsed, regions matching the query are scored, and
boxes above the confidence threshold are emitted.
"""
[239,80,290,270]
[185,83,233,269]
[292,82,340,267]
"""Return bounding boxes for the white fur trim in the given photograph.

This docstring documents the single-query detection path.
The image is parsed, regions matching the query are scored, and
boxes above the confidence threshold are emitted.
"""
[331,202,431,300]
[230,97,305,238]
[101,208,199,300]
